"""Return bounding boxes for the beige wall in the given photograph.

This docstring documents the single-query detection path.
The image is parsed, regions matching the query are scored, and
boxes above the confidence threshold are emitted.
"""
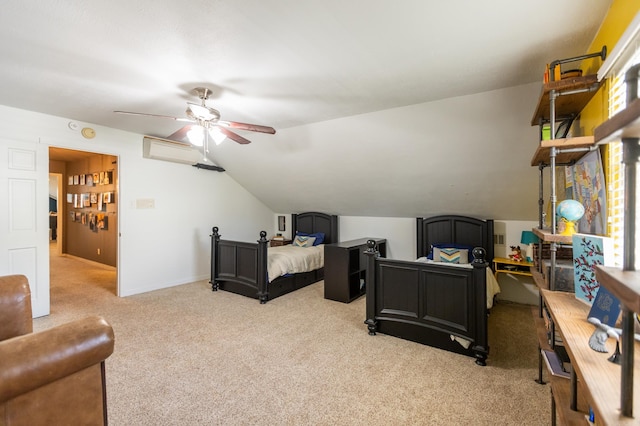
[57,153,118,267]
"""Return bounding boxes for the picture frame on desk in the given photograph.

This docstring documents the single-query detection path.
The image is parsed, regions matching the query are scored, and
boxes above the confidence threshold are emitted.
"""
[572,233,614,305]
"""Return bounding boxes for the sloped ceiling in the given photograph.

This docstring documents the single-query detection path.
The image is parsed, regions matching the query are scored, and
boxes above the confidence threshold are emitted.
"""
[0,1,612,220]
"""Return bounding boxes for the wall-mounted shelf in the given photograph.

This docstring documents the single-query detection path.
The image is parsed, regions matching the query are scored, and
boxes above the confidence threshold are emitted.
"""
[531,74,601,125]
[596,266,640,316]
[595,97,640,143]
[532,228,574,245]
[530,136,595,166]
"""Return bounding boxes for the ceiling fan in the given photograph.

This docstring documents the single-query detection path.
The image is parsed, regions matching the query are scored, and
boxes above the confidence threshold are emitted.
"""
[114,87,276,147]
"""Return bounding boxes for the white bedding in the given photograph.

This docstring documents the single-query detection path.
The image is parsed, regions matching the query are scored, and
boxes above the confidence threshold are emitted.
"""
[415,257,501,309]
[267,244,325,283]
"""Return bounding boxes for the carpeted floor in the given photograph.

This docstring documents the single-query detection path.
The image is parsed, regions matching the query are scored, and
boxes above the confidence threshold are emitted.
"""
[35,242,551,425]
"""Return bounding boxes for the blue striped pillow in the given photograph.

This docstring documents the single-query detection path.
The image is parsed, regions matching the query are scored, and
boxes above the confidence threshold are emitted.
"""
[434,247,469,264]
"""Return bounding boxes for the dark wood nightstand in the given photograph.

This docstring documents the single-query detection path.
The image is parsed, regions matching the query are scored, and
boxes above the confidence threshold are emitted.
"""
[270,238,292,247]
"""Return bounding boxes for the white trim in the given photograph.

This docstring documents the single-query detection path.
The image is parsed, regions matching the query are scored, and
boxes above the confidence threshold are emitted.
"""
[598,11,640,80]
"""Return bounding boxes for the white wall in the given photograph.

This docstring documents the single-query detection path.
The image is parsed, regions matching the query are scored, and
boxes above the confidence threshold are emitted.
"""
[218,83,542,221]
[0,105,275,297]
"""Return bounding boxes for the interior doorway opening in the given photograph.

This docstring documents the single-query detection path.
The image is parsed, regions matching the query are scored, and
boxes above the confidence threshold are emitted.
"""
[48,147,118,300]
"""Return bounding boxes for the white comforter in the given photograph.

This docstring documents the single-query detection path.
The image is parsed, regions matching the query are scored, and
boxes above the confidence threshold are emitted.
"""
[267,244,325,283]
[415,258,501,309]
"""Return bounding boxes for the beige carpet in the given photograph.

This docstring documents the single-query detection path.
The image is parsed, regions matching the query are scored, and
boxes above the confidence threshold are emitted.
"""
[36,243,551,425]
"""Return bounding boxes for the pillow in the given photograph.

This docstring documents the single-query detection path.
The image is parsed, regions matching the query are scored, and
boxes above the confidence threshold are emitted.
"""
[428,243,475,260]
[433,247,469,264]
[292,235,317,248]
[295,232,325,246]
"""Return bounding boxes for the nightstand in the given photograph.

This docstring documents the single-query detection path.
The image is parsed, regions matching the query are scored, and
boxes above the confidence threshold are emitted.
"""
[492,257,533,279]
[270,238,292,247]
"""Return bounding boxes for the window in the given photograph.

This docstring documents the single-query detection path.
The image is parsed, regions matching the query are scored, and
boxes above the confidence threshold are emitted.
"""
[604,18,640,266]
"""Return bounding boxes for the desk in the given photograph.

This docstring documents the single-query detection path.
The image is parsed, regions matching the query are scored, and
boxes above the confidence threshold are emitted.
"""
[493,257,533,280]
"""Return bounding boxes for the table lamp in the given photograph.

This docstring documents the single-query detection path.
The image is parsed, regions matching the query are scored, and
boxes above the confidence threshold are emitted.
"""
[520,231,540,263]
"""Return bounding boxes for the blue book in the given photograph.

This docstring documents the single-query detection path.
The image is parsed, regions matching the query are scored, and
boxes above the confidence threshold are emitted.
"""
[587,285,621,327]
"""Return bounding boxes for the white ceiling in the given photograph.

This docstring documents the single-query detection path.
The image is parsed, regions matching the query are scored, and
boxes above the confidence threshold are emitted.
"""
[0,1,613,219]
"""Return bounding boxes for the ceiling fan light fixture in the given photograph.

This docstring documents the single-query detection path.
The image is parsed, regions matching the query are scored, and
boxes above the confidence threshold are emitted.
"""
[209,127,226,145]
[187,125,205,146]
[186,103,220,121]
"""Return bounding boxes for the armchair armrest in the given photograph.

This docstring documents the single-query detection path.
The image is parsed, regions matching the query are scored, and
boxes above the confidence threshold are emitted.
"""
[0,274,33,341]
[0,315,114,403]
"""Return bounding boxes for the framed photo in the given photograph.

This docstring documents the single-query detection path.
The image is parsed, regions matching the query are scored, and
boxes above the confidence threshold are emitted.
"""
[93,172,99,185]
[90,193,98,204]
[82,193,90,207]
[68,176,73,185]
[67,193,73,203]
[73,175,79,185]
[278,215,286,232]
[80,174,86,185]
[70,211,75,221]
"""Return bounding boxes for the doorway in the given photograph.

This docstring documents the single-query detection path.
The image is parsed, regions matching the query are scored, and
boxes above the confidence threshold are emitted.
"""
[48,147,118,301]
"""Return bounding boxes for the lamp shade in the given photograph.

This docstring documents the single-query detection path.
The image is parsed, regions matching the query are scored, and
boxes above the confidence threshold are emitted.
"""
[520,231,539,245]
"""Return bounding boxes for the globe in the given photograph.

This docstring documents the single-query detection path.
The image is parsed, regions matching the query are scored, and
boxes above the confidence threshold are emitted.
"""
[556,199,585,235]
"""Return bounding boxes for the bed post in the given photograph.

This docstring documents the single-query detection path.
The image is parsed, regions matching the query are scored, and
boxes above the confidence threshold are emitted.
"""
[416,217,425,258]
[210,227,220,292]
[364,240,379,335]
[256,231,269,304]
[471,247,489,366]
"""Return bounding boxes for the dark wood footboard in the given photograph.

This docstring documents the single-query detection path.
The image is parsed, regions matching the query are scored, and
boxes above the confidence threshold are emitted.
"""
[364,241,490,365]
[210,228,270,302]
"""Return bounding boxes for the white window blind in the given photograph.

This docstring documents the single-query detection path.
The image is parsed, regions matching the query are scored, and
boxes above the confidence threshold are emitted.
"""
[605,20,640,266]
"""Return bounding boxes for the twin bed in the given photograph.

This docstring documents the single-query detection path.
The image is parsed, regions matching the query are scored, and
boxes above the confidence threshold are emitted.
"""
[211,213,498,365]
[210,212,338,304]
[363,215,497,365]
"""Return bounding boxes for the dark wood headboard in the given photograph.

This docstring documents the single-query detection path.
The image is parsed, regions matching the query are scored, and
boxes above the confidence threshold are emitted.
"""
[416,215,494,263]
[291,212,339,245]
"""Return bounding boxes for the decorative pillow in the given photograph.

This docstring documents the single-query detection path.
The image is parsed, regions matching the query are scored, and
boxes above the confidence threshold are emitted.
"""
[428,243,475,260]
[433,247,469,264]
[295,232,325,246]
[292,235,317,248]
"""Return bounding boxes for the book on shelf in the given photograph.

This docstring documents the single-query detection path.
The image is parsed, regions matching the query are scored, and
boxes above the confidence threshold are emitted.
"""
[587,284,622,327]
[541,349,570,379]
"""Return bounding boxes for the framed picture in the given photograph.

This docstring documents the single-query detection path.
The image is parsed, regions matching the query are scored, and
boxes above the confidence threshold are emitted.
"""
[93,172,99,185]
[80,174,86,185]
[70,211,75,221]
[278,215,286,232]
[67,193,73,203]
[73,175,79,185]
[86,173,94,186]
[90,193,98,204]
[68,176,73,185]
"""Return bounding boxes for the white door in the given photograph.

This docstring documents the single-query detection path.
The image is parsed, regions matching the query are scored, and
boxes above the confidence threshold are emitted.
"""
[0,138,50,317]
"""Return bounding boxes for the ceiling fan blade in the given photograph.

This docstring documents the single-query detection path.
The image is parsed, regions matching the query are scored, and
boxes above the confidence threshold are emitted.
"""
[218,127,251,144]
[220,120,276,134]
[166,125,193,142]
[114,110,193,122]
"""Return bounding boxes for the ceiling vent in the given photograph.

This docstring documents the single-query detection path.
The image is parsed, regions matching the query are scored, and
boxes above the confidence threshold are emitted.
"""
[142,136,224,172]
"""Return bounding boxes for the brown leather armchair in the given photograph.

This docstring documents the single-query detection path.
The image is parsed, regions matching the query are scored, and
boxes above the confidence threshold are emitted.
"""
[0,274,115,426]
